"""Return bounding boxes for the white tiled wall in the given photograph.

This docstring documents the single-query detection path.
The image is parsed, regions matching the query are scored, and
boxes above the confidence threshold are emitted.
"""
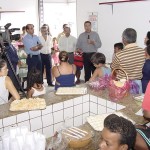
[0,94,126,143]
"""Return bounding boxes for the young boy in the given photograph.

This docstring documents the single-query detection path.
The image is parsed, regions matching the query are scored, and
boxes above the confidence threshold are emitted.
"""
[112,42,124,61]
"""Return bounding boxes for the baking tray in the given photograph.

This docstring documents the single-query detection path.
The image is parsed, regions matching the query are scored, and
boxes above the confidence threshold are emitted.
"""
[55,87,87,95]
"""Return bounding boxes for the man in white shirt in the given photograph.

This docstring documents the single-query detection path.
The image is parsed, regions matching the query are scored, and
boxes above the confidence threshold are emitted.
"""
[58,26,77,64]
[39,25,53,86]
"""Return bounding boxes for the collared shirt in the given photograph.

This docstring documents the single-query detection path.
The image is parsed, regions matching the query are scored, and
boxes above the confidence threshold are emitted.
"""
[39,35,52,54]
[76,31,102,53]
[58,35,77,53]
[111,43,145,79]
[57,32,65,42]
[23,33,41,55]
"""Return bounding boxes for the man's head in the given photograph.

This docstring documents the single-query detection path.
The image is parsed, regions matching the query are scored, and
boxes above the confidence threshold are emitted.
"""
[64,27,71,37]
[63,24,68,31]
[84,21,92,33]
[26,24,34,35]
[114,43,124,53]
[40,26,48,36]
[122,28,137,46]
[99,114,136,150]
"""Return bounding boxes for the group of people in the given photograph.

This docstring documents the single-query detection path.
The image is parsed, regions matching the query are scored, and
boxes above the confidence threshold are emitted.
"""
[1,21,150,150]
[1,20,150,99]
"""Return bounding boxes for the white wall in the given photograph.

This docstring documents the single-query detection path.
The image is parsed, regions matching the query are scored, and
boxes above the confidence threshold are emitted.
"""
[76,0,150,62]
[0,0,39,34]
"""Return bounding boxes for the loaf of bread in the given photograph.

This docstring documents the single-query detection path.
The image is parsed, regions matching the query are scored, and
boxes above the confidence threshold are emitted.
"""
[10,98,46,111]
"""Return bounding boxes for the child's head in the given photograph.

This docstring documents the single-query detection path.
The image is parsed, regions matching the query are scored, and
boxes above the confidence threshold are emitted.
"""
[27,68,42,90]
[52,37,57,43]
[114,43,123,53]
[91,52,106,67]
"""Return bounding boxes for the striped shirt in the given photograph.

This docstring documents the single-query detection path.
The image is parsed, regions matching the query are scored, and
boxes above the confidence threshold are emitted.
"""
[111,43,145,79]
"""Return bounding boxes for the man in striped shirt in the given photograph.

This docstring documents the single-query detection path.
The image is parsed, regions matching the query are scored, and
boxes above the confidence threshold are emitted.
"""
[111,28,145,93]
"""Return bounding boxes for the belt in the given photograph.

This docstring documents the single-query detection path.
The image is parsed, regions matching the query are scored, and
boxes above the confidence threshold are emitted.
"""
[28,54,40,58]
[41,53,50,55]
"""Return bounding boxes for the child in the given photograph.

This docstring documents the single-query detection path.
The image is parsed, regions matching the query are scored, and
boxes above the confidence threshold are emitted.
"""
[89,52,111,82]
[74,50,83,84]
[112,42,123,61]
[27,68,45,98]
[142,45,150,93]
[51,37,60,66]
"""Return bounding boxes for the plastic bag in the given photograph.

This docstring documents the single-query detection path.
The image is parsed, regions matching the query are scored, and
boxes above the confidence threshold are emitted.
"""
[88,74,110,91]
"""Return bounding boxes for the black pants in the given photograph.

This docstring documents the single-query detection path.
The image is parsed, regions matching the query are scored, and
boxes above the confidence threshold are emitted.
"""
[27,54,42,73]
[83,52,96,82]
[41,53,52,85]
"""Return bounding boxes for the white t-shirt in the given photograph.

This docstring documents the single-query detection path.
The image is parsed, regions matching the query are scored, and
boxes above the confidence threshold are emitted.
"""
[0,76,9,105]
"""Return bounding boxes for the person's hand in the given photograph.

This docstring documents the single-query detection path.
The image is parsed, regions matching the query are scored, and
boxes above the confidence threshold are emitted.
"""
[30,46,38,51]
[76,48,82,52]
[88,39,95,45]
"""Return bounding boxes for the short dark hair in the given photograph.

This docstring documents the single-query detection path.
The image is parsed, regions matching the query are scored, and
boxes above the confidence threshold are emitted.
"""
[114,43,124,50]
[22,26,26,31]
[146,45,150,56]
[84,21,91,25]
[26,24,34,30]
[122,28,137,44]
[63,24,68,29]
[104,114,136,150]
[91,52,106,65]
[0,59,7,71]
[59,51,69,62]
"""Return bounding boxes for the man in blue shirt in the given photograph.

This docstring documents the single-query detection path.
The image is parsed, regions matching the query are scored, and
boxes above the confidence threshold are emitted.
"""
[23,24,43,74]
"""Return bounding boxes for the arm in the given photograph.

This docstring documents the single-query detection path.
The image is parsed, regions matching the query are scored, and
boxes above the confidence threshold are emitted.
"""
[27,89,34,98]
[5,76,20,100]
[89,69,99,82]
[76,34,82,50]
[30,44,43,51]
[52,66,58,78]
[111,53,120,70]
[143,110,150,121]
[93,33,102,49]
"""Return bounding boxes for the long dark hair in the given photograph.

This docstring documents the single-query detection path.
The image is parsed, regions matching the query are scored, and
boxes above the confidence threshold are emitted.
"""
[0,59,7,71]
[27,68,42,90]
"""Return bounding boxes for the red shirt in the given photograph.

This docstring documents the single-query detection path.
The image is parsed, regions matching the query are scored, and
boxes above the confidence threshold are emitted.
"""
[142,81,150,111]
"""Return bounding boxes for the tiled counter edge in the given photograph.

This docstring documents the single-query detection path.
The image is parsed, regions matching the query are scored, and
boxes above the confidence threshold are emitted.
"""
[0,94,125,147]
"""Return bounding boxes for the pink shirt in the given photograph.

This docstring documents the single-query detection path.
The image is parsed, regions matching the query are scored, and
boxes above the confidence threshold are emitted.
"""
[142,81,150,111]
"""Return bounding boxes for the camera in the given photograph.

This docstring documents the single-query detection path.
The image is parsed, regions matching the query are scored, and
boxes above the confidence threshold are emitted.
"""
[0,23,20,47]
